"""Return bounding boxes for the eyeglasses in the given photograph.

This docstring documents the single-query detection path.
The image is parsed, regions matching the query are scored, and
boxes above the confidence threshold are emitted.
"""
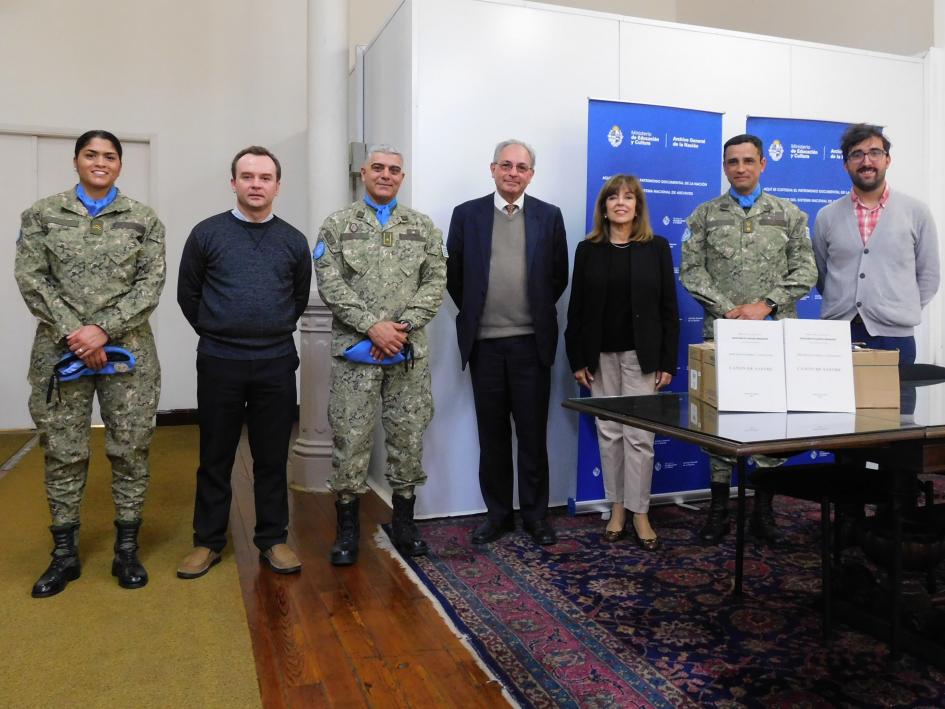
[494,161,533,174]
[846,148,887,163]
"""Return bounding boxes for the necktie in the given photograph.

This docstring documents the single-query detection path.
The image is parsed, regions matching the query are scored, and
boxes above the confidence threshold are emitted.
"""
[505,204,518,216]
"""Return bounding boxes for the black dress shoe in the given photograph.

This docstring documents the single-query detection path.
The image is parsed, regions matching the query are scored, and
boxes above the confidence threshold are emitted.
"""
[471,518,515,544]
[523,519,557,546]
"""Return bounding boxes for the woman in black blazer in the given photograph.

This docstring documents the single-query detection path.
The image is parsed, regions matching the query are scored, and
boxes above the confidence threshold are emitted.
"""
[565,174,679,549]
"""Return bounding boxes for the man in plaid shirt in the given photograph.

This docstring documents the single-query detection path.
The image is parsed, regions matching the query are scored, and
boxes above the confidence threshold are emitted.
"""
[813,123,939,364]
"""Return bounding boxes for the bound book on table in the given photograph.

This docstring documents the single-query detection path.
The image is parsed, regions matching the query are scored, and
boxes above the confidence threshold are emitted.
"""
[714,319,787,412]
[782,318,855,413]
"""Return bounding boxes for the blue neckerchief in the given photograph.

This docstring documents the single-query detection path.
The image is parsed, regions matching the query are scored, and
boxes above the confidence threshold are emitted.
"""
[76,184,118,217]
[729,184,762,210]
[364,195,397,227]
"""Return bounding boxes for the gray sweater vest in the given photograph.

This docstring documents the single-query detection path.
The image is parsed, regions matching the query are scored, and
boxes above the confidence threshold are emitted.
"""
[478,207,533,339]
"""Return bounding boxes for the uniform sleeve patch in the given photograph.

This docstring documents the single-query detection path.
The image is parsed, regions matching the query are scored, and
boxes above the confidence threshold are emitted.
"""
[682,227,692,242]
[313,240,326,260]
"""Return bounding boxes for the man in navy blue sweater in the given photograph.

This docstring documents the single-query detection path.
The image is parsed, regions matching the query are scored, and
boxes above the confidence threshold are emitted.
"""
[176,146,312,579]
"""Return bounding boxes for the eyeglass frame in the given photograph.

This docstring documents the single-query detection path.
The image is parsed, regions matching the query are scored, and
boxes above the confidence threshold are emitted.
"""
[846,148,888,163]
[492,160,534,174]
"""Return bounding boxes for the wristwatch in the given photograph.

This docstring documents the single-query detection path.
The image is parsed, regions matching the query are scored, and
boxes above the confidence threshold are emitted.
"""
[398,320,414,332]
[763,298,778,314]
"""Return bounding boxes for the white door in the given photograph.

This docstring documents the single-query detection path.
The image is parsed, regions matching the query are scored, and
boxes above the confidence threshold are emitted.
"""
[0,131,151,430]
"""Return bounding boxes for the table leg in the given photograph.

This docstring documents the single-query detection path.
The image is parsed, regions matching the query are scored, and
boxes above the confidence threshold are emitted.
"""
[734,457,746,598]
[890,477,903,663]
[821,498,832,641]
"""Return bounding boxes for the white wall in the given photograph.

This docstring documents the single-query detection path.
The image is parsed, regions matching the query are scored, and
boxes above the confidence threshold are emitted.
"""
[349,0,935,70]
[0,0,309,425]
[364,0,936,517]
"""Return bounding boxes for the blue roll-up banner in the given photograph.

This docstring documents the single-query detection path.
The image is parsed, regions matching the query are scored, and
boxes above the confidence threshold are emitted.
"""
[746,116,851,468]
[746,116,849,319]
[572,100,722,512]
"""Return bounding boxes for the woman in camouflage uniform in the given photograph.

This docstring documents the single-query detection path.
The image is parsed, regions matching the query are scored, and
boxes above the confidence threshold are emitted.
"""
[15,130,165,597]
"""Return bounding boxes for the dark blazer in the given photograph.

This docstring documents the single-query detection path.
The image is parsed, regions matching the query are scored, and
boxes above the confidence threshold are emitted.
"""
[564,236,679,376]
[446,194,569,368]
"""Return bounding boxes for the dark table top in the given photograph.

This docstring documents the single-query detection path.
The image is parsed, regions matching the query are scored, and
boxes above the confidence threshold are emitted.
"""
[562,380,945,457]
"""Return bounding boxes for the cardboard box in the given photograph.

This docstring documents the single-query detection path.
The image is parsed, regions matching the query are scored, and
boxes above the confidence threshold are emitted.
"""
[854,407,901,432]
[852,348,899,409]
[688,398,718,435]
[687,342,717,407]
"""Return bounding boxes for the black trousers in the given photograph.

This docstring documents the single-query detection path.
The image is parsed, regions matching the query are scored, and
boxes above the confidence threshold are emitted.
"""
[193,353,298,552]
[469,335,550,523]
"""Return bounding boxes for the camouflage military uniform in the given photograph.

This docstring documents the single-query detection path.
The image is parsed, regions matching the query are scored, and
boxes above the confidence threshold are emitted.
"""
[15,190,165,525]
[314,200,446,496]
[681,191,817,481]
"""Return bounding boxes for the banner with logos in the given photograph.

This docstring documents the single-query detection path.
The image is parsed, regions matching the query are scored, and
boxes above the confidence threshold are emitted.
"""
[573,100,722,509]
[746,116,850,318]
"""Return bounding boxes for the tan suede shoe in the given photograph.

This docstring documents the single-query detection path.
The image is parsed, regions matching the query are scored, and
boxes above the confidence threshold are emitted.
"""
[176,547,221,579]
[260,543,302,574]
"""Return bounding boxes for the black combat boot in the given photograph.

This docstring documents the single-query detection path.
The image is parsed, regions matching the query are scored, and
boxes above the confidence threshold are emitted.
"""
[390,494,428,557]
[32,524,81,598]
[331,497,360,566]
[749,490,782,545]
[699,483,731,545]
[112,519,149,589]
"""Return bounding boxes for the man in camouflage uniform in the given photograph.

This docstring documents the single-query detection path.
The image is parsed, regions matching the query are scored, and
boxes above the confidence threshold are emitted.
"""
[680,133,817,545]
[314,144,446,565]
[15,130,165,596]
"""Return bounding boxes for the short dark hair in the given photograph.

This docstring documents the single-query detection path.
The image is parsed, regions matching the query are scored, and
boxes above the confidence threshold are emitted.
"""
[231,145,282,181]
[75,130,123,160]
[840,123,890,161]
[723,134,763,158]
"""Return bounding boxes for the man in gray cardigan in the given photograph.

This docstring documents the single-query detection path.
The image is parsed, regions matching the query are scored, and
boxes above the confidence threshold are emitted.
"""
[813,123,940,364]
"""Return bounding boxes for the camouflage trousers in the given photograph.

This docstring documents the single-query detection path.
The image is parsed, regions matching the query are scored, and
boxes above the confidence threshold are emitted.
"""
[27,323,161,525]
[327,355,433,496]
[709,453,786,485]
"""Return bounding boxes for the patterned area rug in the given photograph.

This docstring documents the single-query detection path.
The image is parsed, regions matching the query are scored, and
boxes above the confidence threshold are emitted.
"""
[390,498,945,708]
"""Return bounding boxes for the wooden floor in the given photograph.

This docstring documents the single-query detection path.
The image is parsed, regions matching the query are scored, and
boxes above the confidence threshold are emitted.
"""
[229,437,509,708]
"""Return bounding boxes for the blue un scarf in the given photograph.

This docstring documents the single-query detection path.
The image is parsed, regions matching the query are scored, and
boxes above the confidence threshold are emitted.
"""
[729,184,762,210]
[76,184,118,217]
[364,195,397,227]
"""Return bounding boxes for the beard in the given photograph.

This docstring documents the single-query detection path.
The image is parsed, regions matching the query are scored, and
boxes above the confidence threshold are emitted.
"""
[849,166,885,192]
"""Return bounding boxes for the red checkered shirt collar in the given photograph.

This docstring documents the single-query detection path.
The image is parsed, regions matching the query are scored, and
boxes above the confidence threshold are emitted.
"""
[850,183,890,244]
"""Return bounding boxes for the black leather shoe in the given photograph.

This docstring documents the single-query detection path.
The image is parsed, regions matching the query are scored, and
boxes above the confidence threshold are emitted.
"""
[749,490,783,546]
[32,524,81,598]
[331,497,360,566]
[112,519,148,589]
[471,518,515,544]
[390,494,428,557]
[699,483,731,545]
[523,519,557,546]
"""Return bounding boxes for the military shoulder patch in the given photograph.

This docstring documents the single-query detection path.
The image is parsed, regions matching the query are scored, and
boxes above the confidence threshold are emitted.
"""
[313,241,326,260]
[682,227,692,242]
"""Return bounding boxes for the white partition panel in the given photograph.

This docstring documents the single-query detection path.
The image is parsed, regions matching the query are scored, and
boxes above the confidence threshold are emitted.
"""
[396,0,621,516]
[620,21,793,146]
[361,0,935,516]
[363,0,414,205]
[790,47,927,199]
